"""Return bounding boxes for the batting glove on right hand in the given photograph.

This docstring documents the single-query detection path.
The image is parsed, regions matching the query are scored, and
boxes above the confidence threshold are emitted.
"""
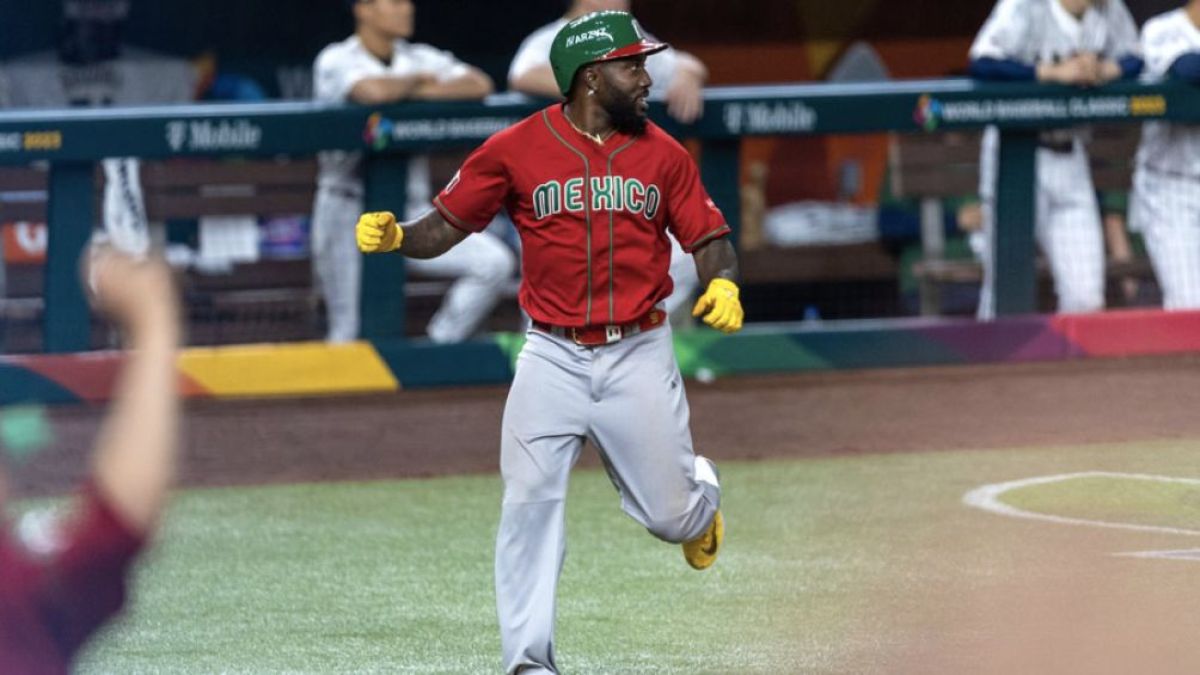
[692,278,744,334]
[356,211,404,253]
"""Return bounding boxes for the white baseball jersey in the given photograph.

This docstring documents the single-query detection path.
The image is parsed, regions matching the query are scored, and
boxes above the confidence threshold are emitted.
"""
[971,0,1140,200]
[314,35,471,217]
[508,18,680,97]
[1130,9,1200,309]
[969,0,1138,65]
[1136,9,1200,177]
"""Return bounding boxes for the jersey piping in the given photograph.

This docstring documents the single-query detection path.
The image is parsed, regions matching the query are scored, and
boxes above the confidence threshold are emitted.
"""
[606,137,639,322]
[433,194,475,233]
[684,224,732,252]
[541,108,596,324]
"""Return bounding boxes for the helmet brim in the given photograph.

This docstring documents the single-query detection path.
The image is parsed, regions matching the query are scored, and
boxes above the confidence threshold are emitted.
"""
[593,40,668,64]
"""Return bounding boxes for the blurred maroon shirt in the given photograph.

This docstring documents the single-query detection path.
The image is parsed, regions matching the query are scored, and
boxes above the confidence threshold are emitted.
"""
[0,483,144,674]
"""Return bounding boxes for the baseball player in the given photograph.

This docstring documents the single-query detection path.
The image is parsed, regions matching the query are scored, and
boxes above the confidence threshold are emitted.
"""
[357,12,739,673]
[508,0,709,325]
[313,0,515,343]
[0,245,180,672]
[1131,1,1200,309]
[968,0,1141,319]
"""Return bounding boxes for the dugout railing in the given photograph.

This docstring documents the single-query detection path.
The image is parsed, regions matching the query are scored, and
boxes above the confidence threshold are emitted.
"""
[0,79,1192,353]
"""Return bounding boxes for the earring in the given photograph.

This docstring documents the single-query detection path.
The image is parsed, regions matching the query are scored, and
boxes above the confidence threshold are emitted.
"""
[588,89,596,96]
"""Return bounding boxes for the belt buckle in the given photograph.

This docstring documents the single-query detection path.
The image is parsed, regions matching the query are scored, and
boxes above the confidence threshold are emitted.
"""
[567,327,599,346]
[604,325,622,344]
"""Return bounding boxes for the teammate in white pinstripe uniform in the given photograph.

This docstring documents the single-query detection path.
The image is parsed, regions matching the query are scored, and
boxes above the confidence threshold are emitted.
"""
[968,0,1141,319]
[312,0,515,343]
[1131,1,1200,309]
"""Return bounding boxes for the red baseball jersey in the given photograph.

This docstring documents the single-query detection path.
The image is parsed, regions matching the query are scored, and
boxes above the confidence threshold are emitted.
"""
[434,104,730,327]
[0,483,144,675]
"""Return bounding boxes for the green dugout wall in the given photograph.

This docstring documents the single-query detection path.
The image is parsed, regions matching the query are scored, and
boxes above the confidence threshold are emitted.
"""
[0,79,1187,352]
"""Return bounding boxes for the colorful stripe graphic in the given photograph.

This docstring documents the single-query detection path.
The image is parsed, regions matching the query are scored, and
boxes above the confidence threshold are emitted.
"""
[177,342,399,398]
[3,310,1200,405]
[1,341,399,405]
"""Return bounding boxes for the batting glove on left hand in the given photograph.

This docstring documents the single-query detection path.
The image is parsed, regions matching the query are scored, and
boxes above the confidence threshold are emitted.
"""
[356,211,404,253]
[692,278,744,334]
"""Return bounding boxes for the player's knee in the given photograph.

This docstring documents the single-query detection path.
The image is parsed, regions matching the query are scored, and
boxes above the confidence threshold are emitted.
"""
[1167,281,1200,310]
[1055,275,1104,314]
[643,513,693,544]
[501,475,568,504]
[1058,290,1103,314]
[473,245,516,285]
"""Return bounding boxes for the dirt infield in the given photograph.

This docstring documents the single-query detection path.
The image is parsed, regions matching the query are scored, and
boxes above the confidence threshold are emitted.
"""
[12,353,1200,498]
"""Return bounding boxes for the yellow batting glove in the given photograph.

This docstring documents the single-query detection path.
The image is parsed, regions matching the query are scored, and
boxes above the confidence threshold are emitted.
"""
[691,278,744,334]
[355,211,404,253]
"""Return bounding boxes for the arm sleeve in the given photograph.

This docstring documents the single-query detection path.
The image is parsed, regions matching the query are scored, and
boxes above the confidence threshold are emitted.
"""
[1118,55,1144,80]
[663,145,731,253]
[508,28,556,83]
[1103,0,1142,61]
[313,48,374,103]
[1169,53,1200,83]
[969,0,1033,62]
[433,138,510,233]
[645,46,681,97]
[1142,16,1195,80]
[968,57,1037,81]
[39,483,146,658]
[411,44,471,83]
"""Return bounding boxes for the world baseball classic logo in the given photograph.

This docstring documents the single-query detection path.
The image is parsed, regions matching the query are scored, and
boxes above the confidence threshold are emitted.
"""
[913,94,944,132]
[363,113,395,151]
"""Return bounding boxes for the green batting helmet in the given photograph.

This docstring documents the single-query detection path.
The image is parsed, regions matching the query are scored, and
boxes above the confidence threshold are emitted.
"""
[550,11,667,96]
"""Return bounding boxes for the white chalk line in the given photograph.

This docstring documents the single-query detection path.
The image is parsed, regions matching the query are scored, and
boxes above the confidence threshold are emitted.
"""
[1114,549,1200,561]
[963,471,1200,560]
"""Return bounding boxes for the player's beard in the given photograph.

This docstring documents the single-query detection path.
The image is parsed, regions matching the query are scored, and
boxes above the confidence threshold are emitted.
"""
[602,90,648,136]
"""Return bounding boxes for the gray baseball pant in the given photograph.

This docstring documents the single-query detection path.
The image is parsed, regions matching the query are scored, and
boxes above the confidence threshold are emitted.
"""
[495,323,720,675]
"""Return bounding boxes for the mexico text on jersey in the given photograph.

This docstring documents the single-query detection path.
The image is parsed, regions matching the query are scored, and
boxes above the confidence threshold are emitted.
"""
[532,177,661,221]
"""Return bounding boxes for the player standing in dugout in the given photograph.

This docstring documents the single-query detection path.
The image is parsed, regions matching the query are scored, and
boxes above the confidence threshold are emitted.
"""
[356,11,739,674]
[1132,0,1200,310]
[968,0,1141,319]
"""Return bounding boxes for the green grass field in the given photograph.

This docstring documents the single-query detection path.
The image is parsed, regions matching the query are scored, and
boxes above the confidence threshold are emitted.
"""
[66,438,1200,674]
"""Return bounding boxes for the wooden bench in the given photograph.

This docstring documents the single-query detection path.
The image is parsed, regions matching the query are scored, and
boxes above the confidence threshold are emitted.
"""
[889,126,1157,316]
